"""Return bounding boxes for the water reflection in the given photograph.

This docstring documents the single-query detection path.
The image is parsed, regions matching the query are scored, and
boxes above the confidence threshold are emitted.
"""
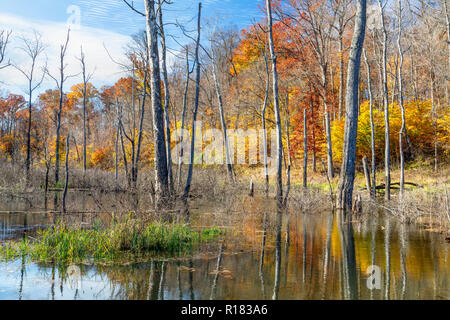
[0,201,448,300]
[337,211,358,300]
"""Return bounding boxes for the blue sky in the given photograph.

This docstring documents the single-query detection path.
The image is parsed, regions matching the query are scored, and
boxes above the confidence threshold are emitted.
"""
[3,0,264,37]
[0,0,265,95]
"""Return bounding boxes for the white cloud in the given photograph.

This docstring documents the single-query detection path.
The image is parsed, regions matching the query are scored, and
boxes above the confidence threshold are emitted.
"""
[0,12,131,96]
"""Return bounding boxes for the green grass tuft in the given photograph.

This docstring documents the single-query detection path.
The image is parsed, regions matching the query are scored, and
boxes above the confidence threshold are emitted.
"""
[0,219,222,264]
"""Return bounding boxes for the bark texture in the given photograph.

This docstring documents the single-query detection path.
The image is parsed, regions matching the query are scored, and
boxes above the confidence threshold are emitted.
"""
[337,0,367,211]
[266,0,283,203]
[145,0,169,207]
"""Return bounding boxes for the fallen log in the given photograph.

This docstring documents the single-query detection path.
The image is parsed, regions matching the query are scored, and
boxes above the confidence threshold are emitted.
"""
[373,182,422,190]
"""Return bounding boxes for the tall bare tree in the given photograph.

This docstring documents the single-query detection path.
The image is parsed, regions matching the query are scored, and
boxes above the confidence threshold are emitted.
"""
[332,0,354,120]
[183,3,202,206]
[363,48,376,198]
[210,36,234,183]
[0,30,11,70]
[396,0,406,196]
[255,26,270,195]
[266,0,284,203]
[158,0,174,192]
[124,0,170,204]
[337,0,367,211]
[46,29,72,185]
[443,0,450,106]
[378,0,391,200]
[13,31,46,179]
[177,47,191,189]
[77,46,94,175]
[144,0,170,207]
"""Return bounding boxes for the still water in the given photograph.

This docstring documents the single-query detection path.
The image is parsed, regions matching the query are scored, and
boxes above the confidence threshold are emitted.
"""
[0,193,448,300]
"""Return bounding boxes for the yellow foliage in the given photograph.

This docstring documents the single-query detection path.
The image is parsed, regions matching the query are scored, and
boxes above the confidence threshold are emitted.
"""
[91,146,114,170]
[330,100,447,164]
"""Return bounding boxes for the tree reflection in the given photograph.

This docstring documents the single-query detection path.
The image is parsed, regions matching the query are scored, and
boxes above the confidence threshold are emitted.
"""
[272,205,283,300]
[337,211,358,300]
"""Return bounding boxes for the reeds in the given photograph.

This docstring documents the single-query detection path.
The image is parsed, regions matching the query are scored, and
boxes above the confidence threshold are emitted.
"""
[0,218,222,264]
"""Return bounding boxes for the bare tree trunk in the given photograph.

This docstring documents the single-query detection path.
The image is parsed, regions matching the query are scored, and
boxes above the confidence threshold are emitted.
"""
[78,47,93,175]
[363,48,376,198]
[49,30,70,185]
[430,72,438,172]
[337,0,366,211]
[158,0,174,192]
[119,124,129,179]
[13,33,45,182]
[55,95,62,185]
[378,0,391,201]
[303,108,308,188]
[256,30,270,195]
[266,0,283,203]
[145,0,169,207]
[283,108,291,206]
[115,123,119,181]
[62,135,69,213]
[311,100,317,172]
[26,86,32,179]
[212,60,234,182]
[262,70,270,195]
[339,35,344,119]
[363,156,371,194]
[133,66,148,187]
[444,0,450,106]
[177,48,190,189]
[397,0,406,197]
[183,3,202,205]
[322,74,335,179]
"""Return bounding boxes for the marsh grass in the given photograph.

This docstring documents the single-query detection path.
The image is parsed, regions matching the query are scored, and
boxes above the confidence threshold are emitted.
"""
[0,218,223,264]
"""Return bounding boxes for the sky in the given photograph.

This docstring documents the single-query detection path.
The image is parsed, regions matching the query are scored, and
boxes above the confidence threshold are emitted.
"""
[0,0,265,96]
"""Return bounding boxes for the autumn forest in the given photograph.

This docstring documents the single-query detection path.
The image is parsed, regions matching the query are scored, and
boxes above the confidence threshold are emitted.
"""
[0,0,448,301]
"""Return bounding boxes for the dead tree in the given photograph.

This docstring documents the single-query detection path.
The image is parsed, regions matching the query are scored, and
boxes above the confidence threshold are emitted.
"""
[177,47,191,189]
[62,134,70,213]
[46,29,72,185]
[363,48,376,198]
[77,46,94,175]
[337,0,367,212]
[13,31,46,179]
[124,0,170,204]
[396,0,406,196]
[0,30,11,70]
[255,26,270,195]
[210,37,234,183]
[283,105,291,206]
[158,0,174,192]
[444,0,450,106]
[362,156,372,194]
[144,0,170,207]
[378,0,391,200]
[303,107,308,189]
[133,59,148,188]
[266,0,284,203]
[183,3,202,208]
[332,0,354,119]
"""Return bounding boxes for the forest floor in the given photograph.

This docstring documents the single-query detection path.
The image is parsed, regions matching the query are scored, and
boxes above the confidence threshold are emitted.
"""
[0,160,448,233]
[0,160,448,264]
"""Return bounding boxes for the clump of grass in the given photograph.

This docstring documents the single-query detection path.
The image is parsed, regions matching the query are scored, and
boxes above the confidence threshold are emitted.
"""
[0,219,223,264]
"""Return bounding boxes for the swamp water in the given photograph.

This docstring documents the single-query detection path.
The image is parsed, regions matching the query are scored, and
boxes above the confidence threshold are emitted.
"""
[0,192,448,300]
